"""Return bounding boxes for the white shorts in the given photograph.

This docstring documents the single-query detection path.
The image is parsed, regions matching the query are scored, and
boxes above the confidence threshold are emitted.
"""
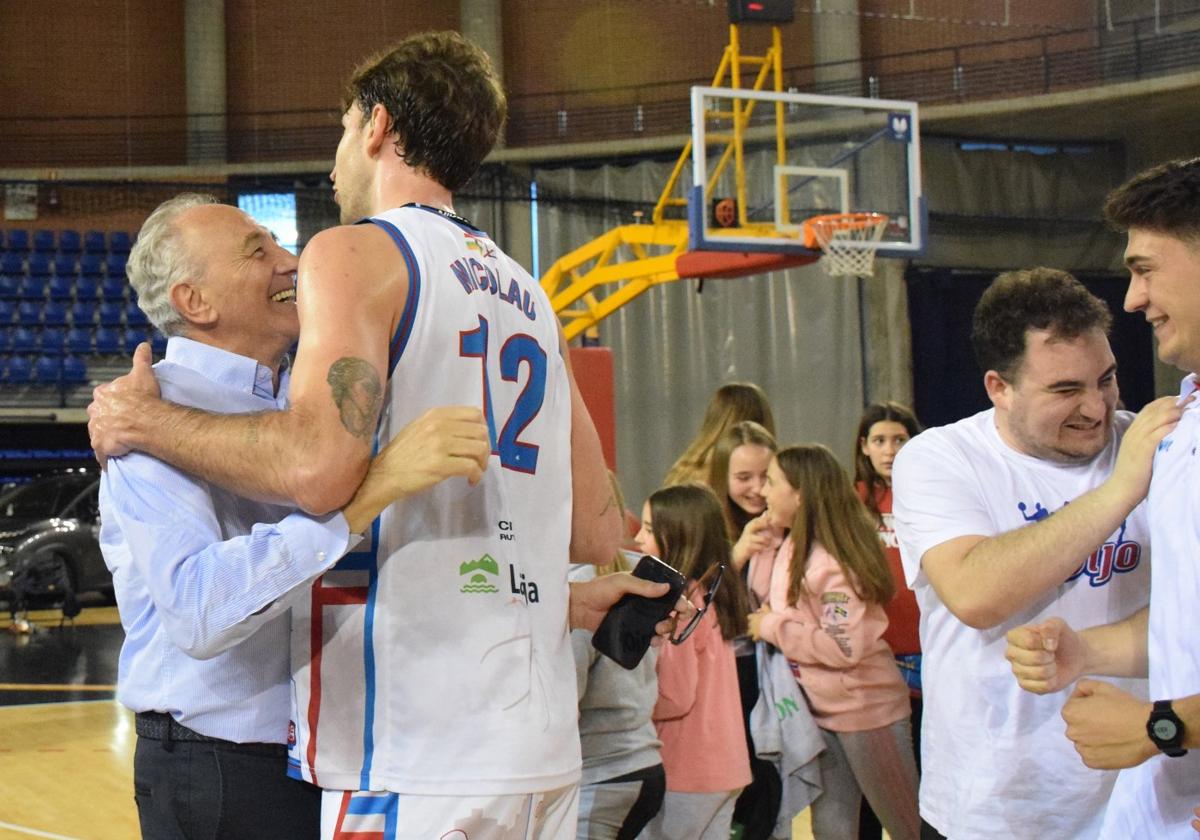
[320,785,579,840]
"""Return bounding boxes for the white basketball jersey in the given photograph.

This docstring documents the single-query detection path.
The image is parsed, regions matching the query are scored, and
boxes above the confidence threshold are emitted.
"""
[288,205,577,795]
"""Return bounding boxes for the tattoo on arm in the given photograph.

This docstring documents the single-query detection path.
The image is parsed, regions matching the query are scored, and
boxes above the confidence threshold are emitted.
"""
[327,357,383,445]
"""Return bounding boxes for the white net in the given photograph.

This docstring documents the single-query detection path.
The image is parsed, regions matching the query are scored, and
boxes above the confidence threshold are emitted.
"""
[806,213,889,277]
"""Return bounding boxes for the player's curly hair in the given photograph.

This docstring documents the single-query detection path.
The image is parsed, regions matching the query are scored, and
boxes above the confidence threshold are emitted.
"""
[971,267,1111,380]
[1103,157,1200,241]
[343,31,505,192]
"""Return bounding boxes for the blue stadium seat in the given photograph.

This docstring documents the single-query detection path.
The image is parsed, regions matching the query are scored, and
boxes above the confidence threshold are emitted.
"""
[26,252,51,276]
[0,300,12,324]
[11,327,37,353]
[17,276,48,299]
[16,301,40,325]
[105,253,128,277]
[101,275,126,300]
[0,328,9,351]
[109,231,132,253]
[98,301,123,326]
[42,301,68,327]
[75,276,100,301]
[150,331,167,354]
[0,276,17,298]
[6,230,29,252]
[79,253,103,277]
[1,253,23,275]
[94,327,120,354]
[122,328,147,355]
[33,355,61,383]
[62,355,87,384]
[39,327,65,354]
[33,230,55,252]
[53,253,77,276]
[70,301,96,325]
[4,355,32,384]
[83,231,106,254]
[58,230,82,254]
[48,275,74,300]
[66,327,92,354]
[125,302,149,327]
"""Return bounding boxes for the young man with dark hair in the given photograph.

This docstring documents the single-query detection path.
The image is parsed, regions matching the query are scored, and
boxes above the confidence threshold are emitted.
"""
[89,31,684,838]
[891,267,1183,839]
[1007,158,1200,838]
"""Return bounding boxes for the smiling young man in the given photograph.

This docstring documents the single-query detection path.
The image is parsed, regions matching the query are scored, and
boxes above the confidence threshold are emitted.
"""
[1005,159,1200,838]
[890,267,1184,839]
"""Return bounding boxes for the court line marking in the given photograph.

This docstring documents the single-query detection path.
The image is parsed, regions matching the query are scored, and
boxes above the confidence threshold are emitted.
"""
[0,819,84,840]
[0,698,119,712]
[0,684,116,692]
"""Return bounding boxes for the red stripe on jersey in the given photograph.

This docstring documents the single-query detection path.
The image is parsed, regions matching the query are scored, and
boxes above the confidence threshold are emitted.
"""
[305,576,369,786]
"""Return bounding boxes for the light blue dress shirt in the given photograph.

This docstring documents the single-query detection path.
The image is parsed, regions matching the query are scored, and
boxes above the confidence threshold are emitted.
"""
[101,337,352,744]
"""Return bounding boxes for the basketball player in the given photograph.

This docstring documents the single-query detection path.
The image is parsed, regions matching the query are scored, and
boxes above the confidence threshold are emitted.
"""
[890,267,1183,839]
[88,31,684,839]
[1006,158,1200,838]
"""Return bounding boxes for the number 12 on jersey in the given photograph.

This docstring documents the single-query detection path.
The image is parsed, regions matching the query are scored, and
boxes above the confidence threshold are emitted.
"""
[459,314,547,474]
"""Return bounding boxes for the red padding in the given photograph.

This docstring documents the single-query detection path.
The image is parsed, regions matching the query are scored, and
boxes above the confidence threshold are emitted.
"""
[569,346,617,470]
[675,249,819,280]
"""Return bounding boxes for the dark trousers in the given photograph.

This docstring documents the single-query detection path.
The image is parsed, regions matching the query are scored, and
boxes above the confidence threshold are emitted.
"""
[133,734,321,840]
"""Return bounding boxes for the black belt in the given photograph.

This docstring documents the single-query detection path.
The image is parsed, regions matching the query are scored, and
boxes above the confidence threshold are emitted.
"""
[135,711,285,756]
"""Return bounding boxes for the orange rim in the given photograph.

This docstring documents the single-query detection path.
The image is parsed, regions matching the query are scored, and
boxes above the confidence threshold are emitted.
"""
[802,212,888,250]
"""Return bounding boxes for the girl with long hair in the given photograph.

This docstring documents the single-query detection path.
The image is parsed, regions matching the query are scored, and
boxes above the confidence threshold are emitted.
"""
[636,484,752,840]
[665,383,775,486]
[853,402,923,704]
[706,421,782,840]
[748,446,919,840]
[707,420,777,545]
[851,403,922,840]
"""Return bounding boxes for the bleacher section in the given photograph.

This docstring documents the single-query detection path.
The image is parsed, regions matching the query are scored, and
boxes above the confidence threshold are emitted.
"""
[0,228,160,408]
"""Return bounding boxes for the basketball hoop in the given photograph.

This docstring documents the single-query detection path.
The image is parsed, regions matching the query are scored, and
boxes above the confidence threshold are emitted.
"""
[802,212,889,277]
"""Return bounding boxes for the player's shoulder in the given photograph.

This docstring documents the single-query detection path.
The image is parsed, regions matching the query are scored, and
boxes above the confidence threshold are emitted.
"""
[302,222,391,262]
[300,223,405,293]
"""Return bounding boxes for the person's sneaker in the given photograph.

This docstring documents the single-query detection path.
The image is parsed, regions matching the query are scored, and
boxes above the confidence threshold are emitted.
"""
[6,618,32,634]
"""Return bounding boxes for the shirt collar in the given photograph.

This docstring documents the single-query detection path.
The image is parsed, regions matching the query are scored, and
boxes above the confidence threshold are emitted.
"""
[165,336,286,401]
[1178,372,1199,403]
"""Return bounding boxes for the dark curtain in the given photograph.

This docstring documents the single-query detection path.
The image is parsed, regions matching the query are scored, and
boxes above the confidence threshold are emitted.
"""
[905,266,1154,429]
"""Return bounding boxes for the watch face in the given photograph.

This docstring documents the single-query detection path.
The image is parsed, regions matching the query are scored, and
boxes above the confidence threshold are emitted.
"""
[1153,718,1180,741]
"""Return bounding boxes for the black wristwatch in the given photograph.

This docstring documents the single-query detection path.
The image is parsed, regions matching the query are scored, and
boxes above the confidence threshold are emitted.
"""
[1146,699,1188,757]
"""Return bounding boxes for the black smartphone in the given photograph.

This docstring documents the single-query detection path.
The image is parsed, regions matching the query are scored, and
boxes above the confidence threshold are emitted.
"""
[591,554,687,670]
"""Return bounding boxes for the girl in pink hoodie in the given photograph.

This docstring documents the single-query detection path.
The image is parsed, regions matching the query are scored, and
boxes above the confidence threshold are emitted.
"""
[636,483,752,840]
[747,445,919,840]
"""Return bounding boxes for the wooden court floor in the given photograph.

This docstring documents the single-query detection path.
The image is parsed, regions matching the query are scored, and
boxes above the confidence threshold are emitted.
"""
[0,606,825,840]
[0,607,137,840]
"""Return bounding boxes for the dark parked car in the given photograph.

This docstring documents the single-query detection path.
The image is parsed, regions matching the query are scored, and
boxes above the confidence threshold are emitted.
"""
[0,469,110,606]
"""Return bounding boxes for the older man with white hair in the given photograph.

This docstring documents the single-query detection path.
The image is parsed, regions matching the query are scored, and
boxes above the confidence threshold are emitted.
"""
[102,193,491,840]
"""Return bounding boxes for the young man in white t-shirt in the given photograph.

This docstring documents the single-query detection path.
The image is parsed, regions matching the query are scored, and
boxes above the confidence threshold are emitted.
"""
[891,267,1183,840]
[1006,159,1200,838]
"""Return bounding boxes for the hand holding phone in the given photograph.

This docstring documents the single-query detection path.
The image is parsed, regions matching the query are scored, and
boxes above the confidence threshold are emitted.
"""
[591,555,687,670]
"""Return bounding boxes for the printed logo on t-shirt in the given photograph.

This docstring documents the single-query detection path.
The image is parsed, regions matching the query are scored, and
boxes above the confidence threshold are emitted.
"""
[877,512,900,549]
[1065,521,1142,587]
[460,554,501,593]
[1018,499,1143,587]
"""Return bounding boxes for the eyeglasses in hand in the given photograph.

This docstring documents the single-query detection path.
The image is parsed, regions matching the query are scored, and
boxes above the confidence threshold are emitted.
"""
[670,563,725,645]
